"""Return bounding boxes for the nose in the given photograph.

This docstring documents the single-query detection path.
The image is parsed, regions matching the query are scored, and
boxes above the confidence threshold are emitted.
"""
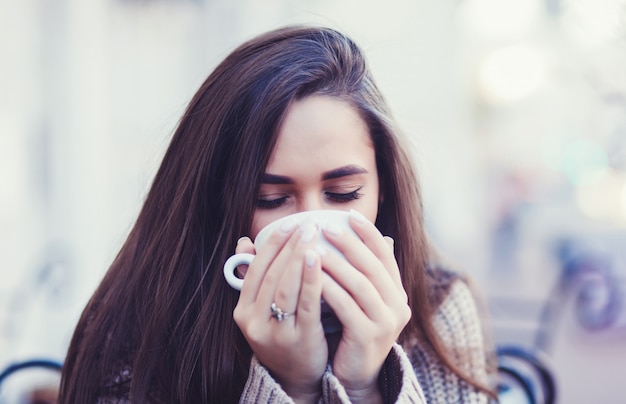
[297,193,324,212]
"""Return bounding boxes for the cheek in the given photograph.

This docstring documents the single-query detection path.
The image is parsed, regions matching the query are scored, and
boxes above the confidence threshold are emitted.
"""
[363,205,378,223]
[362,198,379,224]
[250,211,281,239]
[250,218,265,239]
[363,178,381,223]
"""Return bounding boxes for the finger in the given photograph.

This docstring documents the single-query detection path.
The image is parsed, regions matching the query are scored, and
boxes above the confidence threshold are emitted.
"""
[321,271,370,331]
[348,210,403,290]
[295,249,323,330]
[383,236,394,252]
[381,236,403,290]
[236,236,255,254]
[322,214,402,304]
[237,219,298,305]
[319,251,386,320]
[324,210,404,293]
[265,222,319,319]
[234,237,255,279]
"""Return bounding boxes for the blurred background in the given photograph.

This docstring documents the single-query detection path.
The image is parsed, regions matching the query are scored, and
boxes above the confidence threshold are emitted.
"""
[1,0,626,402]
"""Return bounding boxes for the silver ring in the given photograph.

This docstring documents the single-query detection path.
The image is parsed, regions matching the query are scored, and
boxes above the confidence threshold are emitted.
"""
[270,302,293,322]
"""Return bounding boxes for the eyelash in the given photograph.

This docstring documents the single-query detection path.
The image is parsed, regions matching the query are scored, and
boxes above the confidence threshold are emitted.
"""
[327,189,363,203]
[256,189,363,209]
[256,196,288,209]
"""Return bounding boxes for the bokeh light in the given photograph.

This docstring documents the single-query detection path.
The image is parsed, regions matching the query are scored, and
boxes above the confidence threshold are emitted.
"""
[477,45,548,104]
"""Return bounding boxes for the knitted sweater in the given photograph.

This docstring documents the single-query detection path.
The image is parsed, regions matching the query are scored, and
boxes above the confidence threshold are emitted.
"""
[96,279,491,403]
[239,279,492,403]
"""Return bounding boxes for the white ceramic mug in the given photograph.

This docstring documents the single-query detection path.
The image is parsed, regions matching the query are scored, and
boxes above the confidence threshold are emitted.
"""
[223,210,359,333]
[223,210,357,289]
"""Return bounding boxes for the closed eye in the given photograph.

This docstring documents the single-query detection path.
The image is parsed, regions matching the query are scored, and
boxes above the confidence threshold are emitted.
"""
[326,188,363,203]
[257,195,289,209]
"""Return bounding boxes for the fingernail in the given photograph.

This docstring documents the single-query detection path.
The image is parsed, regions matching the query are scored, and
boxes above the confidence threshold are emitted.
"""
[237,237,249,245]
[350,209,367,223]
[305,249,317,268]
[300,223,317,243]
[280,217,297,233]
[323,221,342,236]
[315,245,327,256]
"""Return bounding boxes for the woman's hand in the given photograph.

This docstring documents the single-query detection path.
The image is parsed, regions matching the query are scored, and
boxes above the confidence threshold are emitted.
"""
[320,209,411,402]
[233,221,328,403]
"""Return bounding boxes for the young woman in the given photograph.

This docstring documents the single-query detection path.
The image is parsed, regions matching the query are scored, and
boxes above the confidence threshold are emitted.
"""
[59,25,495,403]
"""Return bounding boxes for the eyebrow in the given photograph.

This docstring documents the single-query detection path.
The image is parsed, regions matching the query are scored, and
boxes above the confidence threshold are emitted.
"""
[261,173,293,185]
[261,165,368,184]
[321,165,368,181]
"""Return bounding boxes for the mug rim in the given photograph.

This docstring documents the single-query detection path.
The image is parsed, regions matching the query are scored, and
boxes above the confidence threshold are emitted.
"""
[255,209,351,245]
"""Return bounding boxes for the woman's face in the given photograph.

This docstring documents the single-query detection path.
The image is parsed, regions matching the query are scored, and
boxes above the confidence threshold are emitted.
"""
[251,95,380,238]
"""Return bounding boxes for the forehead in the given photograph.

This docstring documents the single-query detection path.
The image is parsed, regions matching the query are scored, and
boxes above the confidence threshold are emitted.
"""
[266,95,374,175]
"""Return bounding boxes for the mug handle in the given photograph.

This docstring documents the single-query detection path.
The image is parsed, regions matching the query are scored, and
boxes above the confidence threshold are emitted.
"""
[223,253,255,290]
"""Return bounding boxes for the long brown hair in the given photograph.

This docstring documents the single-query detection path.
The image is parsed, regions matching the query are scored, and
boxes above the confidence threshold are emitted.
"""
[60,25,487,403]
